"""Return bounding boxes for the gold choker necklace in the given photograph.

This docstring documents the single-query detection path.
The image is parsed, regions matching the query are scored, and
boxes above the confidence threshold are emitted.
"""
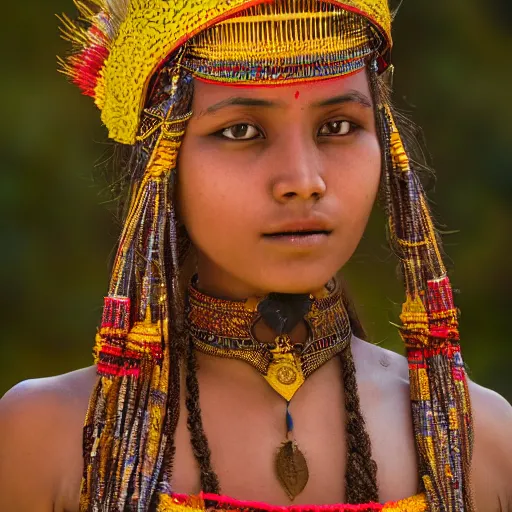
[186,277,352,500]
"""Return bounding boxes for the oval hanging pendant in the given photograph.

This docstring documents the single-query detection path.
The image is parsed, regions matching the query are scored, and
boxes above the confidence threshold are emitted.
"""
[275,440,309,501]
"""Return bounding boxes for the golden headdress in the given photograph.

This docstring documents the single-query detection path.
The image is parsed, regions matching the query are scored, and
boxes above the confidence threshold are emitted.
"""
[59,1,474,511]
[60,0,391,143]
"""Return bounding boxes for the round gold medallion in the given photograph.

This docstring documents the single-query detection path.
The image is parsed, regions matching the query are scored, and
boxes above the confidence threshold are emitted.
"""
[277,365,297,385]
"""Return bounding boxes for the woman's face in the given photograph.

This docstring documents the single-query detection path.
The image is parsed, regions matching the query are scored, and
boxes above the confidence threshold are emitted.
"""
[178,70,381,299]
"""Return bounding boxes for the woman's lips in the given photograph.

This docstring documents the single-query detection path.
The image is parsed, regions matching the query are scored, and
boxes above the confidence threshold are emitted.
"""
[263,217,333,236]
[262,230,331,248]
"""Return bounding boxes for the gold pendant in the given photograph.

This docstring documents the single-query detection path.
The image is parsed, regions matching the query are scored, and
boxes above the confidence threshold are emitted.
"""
[264,353,305,401]
[263,336,305,401]
[275,440,309,501]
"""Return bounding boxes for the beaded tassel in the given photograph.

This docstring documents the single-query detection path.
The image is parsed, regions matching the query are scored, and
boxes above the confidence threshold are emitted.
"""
[380,105,474,512]
[80,57,194,511]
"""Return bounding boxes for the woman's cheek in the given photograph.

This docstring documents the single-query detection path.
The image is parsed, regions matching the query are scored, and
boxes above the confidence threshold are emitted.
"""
[183,172,246,249]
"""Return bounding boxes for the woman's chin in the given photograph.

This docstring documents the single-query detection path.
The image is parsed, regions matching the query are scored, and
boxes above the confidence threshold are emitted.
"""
[250,266,340,296]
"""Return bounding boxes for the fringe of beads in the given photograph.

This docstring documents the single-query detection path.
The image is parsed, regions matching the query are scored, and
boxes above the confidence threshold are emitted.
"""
[80,61,194,510]
[380,105,475,512]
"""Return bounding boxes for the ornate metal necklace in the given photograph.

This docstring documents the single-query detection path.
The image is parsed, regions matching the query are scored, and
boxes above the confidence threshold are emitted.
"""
[186,276,352,500]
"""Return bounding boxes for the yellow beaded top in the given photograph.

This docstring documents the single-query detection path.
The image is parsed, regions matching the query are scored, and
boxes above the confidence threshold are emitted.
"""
[156,491,428,512]
[59,0,392,144]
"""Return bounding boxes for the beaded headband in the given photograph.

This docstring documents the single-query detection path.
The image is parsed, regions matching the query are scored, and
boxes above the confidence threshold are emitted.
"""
[183,1,382,85]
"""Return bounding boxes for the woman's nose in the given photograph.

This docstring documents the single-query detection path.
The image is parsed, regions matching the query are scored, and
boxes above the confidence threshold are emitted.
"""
[270,136,326,203]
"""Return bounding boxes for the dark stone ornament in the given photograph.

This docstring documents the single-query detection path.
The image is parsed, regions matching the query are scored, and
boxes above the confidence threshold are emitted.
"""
[257,293,313,335]
[275,440,309,501]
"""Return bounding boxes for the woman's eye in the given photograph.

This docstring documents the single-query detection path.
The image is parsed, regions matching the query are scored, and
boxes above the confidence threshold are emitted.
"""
[220,124,261,140]
[319,120,354,136]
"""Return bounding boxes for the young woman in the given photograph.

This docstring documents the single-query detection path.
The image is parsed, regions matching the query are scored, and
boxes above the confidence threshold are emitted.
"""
[0,1,511,511]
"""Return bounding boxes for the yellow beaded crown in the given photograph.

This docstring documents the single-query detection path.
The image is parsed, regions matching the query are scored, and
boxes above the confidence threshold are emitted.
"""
[59,0,392,144]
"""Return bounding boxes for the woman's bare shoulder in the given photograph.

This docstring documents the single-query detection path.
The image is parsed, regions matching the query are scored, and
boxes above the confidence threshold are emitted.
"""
[1,365,98,404]
[469,379,512,511]
[350,337,412,438]
[0,366,98,442]
[352,337,512,511]
[0,366,98,511]
[351,336,410,386]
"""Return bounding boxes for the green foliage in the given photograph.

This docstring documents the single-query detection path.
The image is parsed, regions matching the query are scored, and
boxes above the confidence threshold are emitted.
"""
[0,0,510,401]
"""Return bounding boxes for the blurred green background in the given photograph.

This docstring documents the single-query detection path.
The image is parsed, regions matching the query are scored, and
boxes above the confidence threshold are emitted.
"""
[0,0,510,401]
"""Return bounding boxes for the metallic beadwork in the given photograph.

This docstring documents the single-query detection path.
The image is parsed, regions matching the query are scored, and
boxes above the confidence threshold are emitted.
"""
[186,277,352,401]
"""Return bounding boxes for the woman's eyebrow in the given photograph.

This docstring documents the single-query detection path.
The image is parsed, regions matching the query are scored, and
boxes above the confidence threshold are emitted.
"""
[197,90,372,118]
[313,90,373,108]
[198,97,283,117]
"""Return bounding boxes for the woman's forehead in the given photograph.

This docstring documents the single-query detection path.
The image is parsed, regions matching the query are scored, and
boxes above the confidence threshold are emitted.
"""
[192,69,371,110]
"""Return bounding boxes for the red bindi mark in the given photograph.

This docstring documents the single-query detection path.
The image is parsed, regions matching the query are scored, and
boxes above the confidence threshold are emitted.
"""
[294,91,300,100]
